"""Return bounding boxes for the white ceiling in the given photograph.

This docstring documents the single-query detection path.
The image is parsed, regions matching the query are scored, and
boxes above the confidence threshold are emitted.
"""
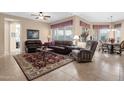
[73,12,124,22]
[3,12,73,23]
[3,12,124,23]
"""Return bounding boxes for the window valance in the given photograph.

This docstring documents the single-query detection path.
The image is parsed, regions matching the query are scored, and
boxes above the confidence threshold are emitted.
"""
[51,20,73,29]
[93,25,109,29]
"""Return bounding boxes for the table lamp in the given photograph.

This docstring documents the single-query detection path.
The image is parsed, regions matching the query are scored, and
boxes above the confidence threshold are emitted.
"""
[73,35,79,46]
[47,35,51,42]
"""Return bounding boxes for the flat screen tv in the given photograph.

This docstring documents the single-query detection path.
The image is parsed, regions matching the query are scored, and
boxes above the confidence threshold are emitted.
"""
[27,29,39,39]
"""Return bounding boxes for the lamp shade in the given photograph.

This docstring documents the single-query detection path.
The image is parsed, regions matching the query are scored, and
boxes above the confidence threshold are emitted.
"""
[47,35,51,38]
[73,35,79,40]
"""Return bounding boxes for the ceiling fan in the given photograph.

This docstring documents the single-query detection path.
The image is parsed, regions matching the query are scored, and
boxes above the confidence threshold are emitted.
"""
[31,12,51,20]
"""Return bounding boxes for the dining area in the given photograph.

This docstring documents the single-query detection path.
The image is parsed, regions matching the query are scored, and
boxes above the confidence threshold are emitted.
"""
[98,39,124,55]
[95,17,124,55]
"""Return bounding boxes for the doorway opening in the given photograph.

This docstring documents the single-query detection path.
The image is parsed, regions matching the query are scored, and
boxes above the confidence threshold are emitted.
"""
[4,18,21,55]
[15,24,21,52]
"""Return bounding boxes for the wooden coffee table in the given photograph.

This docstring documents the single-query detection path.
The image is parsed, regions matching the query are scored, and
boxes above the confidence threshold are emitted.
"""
[37,46,53,52]
[38,47,53,65]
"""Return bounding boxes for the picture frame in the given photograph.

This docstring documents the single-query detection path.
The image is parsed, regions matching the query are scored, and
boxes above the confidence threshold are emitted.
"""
[27,29,39,39]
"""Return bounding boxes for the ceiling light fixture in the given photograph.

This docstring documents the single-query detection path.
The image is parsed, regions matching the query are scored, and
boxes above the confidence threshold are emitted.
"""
[108,16,116,40]
[31,12,51,21]
[110,16,115,32]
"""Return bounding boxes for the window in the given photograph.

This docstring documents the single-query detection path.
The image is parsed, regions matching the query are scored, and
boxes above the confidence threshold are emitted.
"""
[115,28,121,43]
[52,26,73,41]
[99,28,109,41]
[52,29,57,40]
[98,28,121,43]
[65,29,73,40]
[57,29,64,40]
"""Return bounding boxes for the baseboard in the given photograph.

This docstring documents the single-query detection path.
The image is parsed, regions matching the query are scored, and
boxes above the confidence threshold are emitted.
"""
[0,50,25,57]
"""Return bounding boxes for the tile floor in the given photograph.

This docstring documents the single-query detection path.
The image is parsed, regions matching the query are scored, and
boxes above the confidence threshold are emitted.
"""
[0,51,124,81]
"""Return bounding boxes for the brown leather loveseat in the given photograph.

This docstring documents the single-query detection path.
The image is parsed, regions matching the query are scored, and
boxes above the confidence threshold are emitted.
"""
[25,40,42,53]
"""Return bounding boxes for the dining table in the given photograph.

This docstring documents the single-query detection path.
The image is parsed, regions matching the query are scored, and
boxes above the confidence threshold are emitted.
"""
[103,42,120,54]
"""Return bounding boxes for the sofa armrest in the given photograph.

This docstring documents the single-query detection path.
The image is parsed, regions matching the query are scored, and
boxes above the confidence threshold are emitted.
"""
[78,49,92,58]
[80,49,92,53]
[77,49,92,62]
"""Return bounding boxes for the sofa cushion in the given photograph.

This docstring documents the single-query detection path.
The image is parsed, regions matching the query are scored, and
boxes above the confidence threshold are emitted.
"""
[72,50,80,56]
[86,41,92,50]
[25,40,42,53]
[48,40,72,55]
[54,40,73,46]
[51,46,65,50]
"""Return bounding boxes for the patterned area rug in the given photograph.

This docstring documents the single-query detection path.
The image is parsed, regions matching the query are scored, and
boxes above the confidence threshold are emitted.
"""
[14,51,73,80]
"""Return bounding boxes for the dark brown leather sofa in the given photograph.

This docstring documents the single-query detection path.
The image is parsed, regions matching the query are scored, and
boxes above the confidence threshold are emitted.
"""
[48,40,73,55]
[25,40,42,53]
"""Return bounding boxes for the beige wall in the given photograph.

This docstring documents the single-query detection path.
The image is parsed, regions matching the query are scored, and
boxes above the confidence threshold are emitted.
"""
[0,13,50,54]
[0,15,4,56]
[4,21,10,54]
[73,16,80,35]
[21,20,50,51]
[10,23,17,52]
[120,22,124,41]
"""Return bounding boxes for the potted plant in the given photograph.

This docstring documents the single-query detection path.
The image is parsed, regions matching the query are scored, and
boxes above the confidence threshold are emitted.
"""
[80,31,89,42]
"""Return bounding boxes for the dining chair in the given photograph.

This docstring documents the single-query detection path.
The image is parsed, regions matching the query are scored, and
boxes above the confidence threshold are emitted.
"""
[113,40,124,55]
[98,40,103,51]
[101,43,109,53]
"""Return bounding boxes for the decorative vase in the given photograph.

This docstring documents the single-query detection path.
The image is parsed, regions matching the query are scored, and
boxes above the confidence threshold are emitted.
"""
[110,38,115,43]
[80,31,89,42]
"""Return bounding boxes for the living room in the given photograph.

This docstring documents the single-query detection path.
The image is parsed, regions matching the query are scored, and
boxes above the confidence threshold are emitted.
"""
[1,0,124,92]
[0,12,124,81]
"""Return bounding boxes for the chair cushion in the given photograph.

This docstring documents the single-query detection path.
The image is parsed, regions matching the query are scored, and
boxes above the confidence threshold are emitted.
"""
[72,49,80,56]
[77,42,86,48]
[121,42,124,49]
[86,41,92,50]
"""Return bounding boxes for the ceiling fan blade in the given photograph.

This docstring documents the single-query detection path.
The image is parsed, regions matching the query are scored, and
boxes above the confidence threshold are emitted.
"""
[44,16,51,18]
